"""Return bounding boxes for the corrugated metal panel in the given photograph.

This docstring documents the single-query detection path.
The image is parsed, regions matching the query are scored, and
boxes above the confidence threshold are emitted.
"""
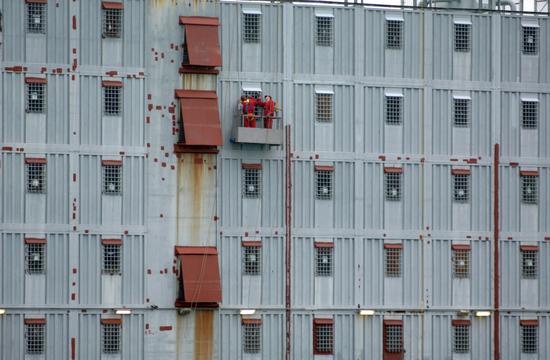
[46,154,70,224]
[122,78,145,146]
[122,0,146,68]
[122,235,145,304]
[1,1,25,62]
[78,313,101,360]
[1,153,23,223]
[0,314,24,360]
[46,313,68,360]
[46,233,69,304]
[79,76,102,145]
[501,17,522,83]
[541,241,550,307]
[78,235,101,305]
[46,75,70,144]
[0,233,25,304]
[499,166,520,232]
[122,314,144,360]
[500,241,520,307]
[1,73,24,143]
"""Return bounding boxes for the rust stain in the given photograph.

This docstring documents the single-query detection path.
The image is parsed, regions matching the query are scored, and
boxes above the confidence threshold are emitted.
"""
[194,310,214,360]
[192,154,204,245]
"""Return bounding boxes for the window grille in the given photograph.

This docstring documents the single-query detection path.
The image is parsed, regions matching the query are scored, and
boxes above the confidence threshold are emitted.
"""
[522,101,538,129]
[242,246,261,275]
[316,93,333,123]
[521,324,538,353]
[26,163,46,194]
[384,324,403,353]
[315,170,333,200]
[521,250,538,279]
[386,20,403,49]
[242,168,261,199]
[314,322,333,354]
[453,249,470,278]
[385,247,402,277]
[27,3,46,34]
[242,323,261,353]
[243,13,261,43]
[25,323,45,354]
[102,323,121,354]
[102,244,121,274]
[454,23,471,52]
[316,16,334,47]
[26,243,46,274]
[102,164,122,195]
[385,96,402,125]
[522,26,539,55]
[26,83,46,113]
[453,98,470,127]
[315,246,333,277]
[104,86,122,116]
[521,175,538,204]
[103,8,123,38]
[453,324,470,353]
[384,172,402,201]
[453,174,470,202]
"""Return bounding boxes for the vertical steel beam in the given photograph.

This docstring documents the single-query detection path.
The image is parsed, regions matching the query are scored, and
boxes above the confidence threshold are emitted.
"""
[493,143,500,360]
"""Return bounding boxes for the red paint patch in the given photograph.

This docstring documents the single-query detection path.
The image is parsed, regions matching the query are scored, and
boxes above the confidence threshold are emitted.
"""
[159,326,172,331]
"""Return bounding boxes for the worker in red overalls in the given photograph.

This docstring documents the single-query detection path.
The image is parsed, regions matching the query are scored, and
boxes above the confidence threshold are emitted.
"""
[240,96,257,128]
[258,95,275,129]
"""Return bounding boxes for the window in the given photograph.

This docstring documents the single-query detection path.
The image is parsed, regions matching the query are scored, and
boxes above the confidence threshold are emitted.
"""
[385,96,402,125]
[103,83,122,116]
[26,81,46,113]
[452,246,470,278]
[522,101,538,129]
[522,26,539,55]
[316,16,333,47]
[384,245,402,277]
[453,321,470,353]
[521,247,538,279]
[25,321,45,354]
[384,321,403,354]
[243,13,261,43]
[102,161,122,195]
[521,321,538,353]
[315,244,333,277]
[102,320,121,354]
[453,98,470,127]
[102,6,123,38]
[454,23,471,52]
[316,93,333,123]
[242,243,261,275]
[384,169,402,201]
[242,320,261,354]
[25,242,46,274]
[313,319,334,355]
[453,173,470,202]
[242,165,262,199]
[26,159,47,194]
[521,173,538,204]
[315,166,333,200]
[386,20,403,49]
[27,2,46,34]
[102,241,122,275]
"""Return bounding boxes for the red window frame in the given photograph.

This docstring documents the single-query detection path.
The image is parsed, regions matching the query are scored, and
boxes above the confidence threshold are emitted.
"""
[383,320,403,360]
[313,318,334,355]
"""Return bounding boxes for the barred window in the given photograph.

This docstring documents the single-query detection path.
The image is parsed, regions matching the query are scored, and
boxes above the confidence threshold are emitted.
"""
[453,324,470,353]
[386,20,403,49]
[315,246,333,277]
[26,163,47,194]
[242,168,261,199]
[315,169,333,200]
[385,96,402,125]
[243,13,261,43]
[521,324,538,353]
[522,26,539,55]
[384,323,403,353]
[26,83,46,113]
[453,174,470,202]
[522,101,538,129]
[242,322,261,353]
[102,244,121,274]
[315,93,333,123]
[453,98,470,127]
[242,246,261,275]
[102,323,121,354]
[27,3,46,34]
[103,86,122,116]
[316,16,334,47]
[453,249,470,278]
[313,321,333,355]
[454,23,471,52]
[521,250,538,279]
[103,8,123,38]
[26,243,46,274]
[25,323,45,354]
[102,164,122,195]
[384,172,402,201]
[385,247,402,277]
[521,175,538,204]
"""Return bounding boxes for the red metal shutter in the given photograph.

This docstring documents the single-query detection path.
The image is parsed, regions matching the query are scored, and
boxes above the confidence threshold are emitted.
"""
[179,16,222,67]
[175,90,223,147]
